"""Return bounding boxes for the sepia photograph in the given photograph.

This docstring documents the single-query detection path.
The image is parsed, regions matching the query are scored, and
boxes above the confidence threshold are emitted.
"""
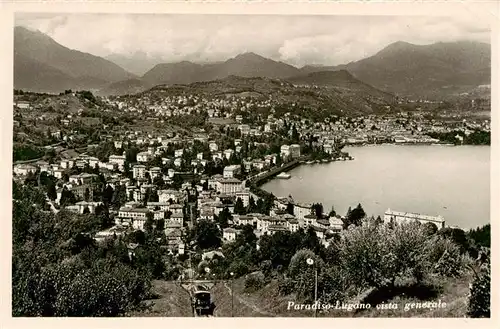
[6,2,495,322]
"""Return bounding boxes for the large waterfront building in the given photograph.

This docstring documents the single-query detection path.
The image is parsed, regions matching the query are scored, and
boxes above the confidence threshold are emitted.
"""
[383,208,445,228]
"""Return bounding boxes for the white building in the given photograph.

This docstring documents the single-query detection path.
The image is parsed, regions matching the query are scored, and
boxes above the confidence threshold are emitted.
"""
[238,124,250,135]
[383,209,445,228]
[289,144,301,158]
[215,178,243,195]
[209,141,218,152]
[174,158,183,167]
[286,217,300,232]
[109,155,126,171]
[294,203,312,222]
[235,190,250,207]
[158,189,183,203]
[150,167,161,180]
[73,201,103,214]
[224,149,234,160]
[132,165,147,180]
[323,144,333,154]
[169,213,184,226]
[223,228,240,242]
[223,165,240,178]
[137,152,152,163]
[13,164,37,176]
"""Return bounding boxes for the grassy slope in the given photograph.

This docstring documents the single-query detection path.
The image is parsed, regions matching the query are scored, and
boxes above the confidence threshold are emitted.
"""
[129,271,472,317]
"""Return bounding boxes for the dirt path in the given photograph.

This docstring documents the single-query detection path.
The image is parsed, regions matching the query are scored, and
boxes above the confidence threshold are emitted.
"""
[223,282,275,317]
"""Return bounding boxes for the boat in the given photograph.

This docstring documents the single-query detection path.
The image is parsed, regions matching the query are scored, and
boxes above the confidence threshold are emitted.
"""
[306,160,315,164]
[321,159,329,163]
[276,172,291,179]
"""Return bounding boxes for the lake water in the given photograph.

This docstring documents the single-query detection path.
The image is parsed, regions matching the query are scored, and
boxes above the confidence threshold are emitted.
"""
[262,145,490,229]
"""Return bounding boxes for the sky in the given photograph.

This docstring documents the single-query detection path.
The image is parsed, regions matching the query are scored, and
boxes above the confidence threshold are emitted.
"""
[15,13,491,67]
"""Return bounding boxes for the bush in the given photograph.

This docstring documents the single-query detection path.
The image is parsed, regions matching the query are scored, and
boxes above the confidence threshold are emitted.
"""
[244,272,266,293]
[426,236,466,278]
[228,260,249,278]
[338,221,444,289]
[277,277,295,296]
[467,263,490,318]
[288,249,320,278]
[13,259,151,316]
[319,265,348,303]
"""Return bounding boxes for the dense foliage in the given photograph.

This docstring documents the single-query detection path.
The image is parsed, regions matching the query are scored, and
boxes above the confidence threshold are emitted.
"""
[427,130,490,145]
[13,143,45,161]
[467,262,490,318]
[271,219,482,310]
[12,181,155,317]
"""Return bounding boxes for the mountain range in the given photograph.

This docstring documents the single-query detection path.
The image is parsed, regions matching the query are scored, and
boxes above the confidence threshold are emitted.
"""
[14,26,491,99]
[14,26,135,93]
[303,40,491,98]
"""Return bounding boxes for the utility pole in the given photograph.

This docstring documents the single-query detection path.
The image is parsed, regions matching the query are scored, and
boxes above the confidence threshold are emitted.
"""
[314,266,318,318]
[307,257,318,318]
[230,272,234,317]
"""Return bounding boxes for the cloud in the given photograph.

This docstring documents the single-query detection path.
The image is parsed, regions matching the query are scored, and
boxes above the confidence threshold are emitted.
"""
[15,13,491,67]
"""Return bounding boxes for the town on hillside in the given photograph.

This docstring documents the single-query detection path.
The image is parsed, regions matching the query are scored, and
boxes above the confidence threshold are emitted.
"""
[11,11,492,319]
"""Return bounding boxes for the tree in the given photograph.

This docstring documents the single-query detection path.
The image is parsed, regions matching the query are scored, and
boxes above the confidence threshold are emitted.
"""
[338,220,440,289]
[147,189,159,203]
[311,203,323,218]
[128,230,146,245]
[95,204,112,229]
[247,196,257,213]
[301,227,322,255]
[256,198,265,214]
[102,185,114,205]
[84,188,90,202]
[328,206,336,217]
[287,249,324,301]
[291,124,299,142]
[153,176,164,188]
[193,220,222,250]
[439,227,470,254]
[235,224,257,247]
[344,203,365,228]
[156,218,165,231]
[144,212,154,234]
[111,184,127,209]
[60,187,77,206]
[217,207,232,228]
[125,147,139,163]
[234,197,246,215]
[423,222,438,236]
[275,152,282,166]
[12,184,153,317]
[467,263,490,318]
[468,224,490,248]
[47,183,57,201]
[257,229,307,268]
[374,215,383,226]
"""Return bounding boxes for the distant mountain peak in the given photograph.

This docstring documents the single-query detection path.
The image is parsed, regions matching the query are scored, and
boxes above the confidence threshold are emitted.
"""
[14,26,134,93]
[376,41,419,55]
[232,52,268,61]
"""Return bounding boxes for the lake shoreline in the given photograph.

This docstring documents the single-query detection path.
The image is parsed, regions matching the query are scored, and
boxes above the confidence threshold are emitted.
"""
[261,144,490,230]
